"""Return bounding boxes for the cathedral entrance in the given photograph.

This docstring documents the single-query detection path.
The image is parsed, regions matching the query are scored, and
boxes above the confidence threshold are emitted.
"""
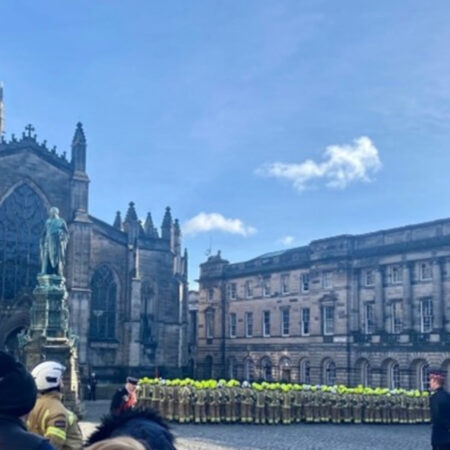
[0,183,47,360]
[4,327,24,359]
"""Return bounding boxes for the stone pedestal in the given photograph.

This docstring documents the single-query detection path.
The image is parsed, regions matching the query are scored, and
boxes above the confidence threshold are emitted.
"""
[22,275,82,415]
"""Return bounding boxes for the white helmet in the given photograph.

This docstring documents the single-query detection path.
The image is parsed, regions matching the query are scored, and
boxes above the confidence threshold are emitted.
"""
[31,361,65,391]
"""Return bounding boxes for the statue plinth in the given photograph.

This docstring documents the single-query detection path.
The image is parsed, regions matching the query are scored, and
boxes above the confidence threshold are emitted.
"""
[32,275,69,339]
[23,274,82,415]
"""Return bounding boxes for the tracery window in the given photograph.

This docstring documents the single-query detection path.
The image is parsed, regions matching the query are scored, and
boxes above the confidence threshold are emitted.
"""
[90,266,117,339]
[0,184,47,302]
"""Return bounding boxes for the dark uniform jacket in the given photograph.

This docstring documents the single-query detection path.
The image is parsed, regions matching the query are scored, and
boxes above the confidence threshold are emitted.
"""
[110,387,130,415]
[431,388,450,445]
[0,415,54,450]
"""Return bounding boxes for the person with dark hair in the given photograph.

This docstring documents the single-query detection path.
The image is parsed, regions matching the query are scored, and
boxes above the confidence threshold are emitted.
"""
[111,377,139,415]
[429,368,450,450]
[86,408,177,450]
[0,351,54,450]
[27,361,83,450]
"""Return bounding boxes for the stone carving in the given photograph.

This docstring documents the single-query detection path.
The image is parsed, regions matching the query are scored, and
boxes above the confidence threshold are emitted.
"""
[40,207,69,276]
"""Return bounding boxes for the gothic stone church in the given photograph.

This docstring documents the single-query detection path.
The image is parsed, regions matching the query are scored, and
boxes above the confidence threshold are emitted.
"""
[0,124,189,381]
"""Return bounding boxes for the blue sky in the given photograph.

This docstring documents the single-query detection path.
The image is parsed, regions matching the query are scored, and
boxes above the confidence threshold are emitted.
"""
[2,1,450,287]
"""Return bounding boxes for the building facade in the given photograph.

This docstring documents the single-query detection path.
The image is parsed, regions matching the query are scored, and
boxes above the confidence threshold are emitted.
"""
[196,223,450,390]
[0,124,189,381]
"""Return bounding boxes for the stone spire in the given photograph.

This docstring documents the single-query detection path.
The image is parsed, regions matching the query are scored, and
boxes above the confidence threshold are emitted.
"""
[161,206,173,241]
[124,201,138,224]
[144,212,159,238]
[113,211,122,229]
[174,218,181,236]
[71,122,87,172]
[123,202,140,244]
[0,82,4,136]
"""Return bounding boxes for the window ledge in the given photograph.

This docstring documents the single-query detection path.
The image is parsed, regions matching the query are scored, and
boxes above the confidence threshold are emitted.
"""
[89,339,119,348]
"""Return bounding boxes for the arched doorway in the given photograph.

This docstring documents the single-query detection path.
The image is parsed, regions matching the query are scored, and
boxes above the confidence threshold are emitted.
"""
[260,357,272,381]
[4,327,25,359]
[299,358,311,384]
[204,355,213,379]
[279,357,291,382]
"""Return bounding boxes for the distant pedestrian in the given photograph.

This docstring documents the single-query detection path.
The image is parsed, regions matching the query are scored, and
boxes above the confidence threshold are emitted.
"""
[89,373,98,401]
[0,351,54,450]
[110,377,139,415]
[429,368,450,450]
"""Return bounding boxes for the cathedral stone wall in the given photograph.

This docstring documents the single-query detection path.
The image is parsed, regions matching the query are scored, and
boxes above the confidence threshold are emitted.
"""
[0,125,188,384]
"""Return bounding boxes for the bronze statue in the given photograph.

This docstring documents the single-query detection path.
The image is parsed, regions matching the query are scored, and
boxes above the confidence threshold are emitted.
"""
[40,207,69,276]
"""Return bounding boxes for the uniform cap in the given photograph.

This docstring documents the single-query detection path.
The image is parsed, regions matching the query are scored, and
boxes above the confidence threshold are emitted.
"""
[127,377,139,385]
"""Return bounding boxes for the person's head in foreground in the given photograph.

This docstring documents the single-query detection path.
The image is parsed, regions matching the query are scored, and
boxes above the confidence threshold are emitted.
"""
[429,368,447,391]
[0,351,53,450]
[0,351,37,418]
[86,436,146,450]
[86,408,176,450]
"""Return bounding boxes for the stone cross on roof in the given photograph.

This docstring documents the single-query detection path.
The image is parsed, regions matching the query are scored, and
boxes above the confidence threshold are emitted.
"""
[25,124,35,137]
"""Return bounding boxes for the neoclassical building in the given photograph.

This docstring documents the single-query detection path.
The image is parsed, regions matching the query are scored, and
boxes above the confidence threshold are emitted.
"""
[0,124,189,381]
[196,221,450,390]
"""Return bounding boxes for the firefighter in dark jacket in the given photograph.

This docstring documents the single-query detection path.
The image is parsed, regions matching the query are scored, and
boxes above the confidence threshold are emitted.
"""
[111,377,139,415]
[429,369,450,450]
[0,351,54,450]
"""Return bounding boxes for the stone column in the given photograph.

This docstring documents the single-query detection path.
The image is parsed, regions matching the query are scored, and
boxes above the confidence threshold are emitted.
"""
[128,277,142,367]
[349,269,360,333]
[375,267,385,331]
[402,263,413,331]
[432,259,444,331]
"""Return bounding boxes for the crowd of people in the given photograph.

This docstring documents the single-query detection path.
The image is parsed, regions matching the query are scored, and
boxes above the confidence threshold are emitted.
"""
[2,349,450,450]
[0,351,175,450]
[138,377,431,425]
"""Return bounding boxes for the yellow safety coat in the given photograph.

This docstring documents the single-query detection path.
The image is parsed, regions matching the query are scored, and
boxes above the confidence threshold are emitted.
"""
[27,391,83,450]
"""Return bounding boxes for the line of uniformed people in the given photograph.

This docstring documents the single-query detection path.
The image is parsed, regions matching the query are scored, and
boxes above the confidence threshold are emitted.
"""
[138,378,431,425]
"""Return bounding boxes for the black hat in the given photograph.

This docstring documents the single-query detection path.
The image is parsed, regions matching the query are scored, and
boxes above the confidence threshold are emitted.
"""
[0,351,37,417]
[126,377,138,385]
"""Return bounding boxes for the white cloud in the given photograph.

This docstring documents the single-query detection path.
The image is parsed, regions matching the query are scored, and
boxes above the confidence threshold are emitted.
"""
[278,235,295,246]
[256,136,382,192]
[183,212,257,237]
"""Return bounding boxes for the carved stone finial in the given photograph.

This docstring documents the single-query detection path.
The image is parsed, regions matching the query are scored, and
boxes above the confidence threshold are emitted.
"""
[113,211,123,229]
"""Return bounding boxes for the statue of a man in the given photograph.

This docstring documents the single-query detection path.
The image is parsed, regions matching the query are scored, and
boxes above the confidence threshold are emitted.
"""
[40,207,69,276]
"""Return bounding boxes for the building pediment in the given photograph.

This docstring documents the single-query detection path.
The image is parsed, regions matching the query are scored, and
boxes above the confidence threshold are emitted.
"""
[0,127,72,173]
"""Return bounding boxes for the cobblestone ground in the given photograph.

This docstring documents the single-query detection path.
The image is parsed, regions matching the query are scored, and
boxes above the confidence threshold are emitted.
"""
[80,401,430,450]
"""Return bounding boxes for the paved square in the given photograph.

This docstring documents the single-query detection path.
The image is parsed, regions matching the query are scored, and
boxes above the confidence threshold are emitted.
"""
[80,402,429,450]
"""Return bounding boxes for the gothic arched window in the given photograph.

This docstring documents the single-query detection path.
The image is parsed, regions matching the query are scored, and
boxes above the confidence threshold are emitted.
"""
[90,266,117,339]
[0,184,47,302]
